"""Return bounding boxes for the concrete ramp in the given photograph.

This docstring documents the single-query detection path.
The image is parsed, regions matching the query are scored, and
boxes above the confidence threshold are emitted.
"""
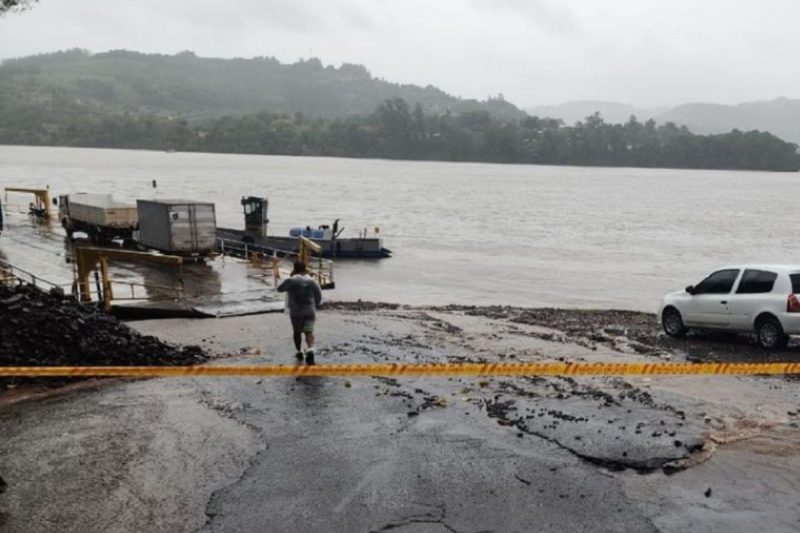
[113,295,284,320]
[189,292,285,318]
[0,213,290,320]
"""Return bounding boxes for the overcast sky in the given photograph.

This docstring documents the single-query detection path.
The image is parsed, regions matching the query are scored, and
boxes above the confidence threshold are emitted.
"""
[1,0,798,108]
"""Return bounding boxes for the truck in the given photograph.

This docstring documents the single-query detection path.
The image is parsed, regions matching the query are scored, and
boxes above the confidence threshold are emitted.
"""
[58,193,139,242]
[136,199,217,257]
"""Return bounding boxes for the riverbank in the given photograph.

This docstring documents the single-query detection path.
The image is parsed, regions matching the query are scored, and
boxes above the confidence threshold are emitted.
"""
[3,302,797,531]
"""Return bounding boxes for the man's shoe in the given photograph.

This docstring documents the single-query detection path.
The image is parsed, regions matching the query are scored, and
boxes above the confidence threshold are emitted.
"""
[295,351,304,361]
[305,349,315,365]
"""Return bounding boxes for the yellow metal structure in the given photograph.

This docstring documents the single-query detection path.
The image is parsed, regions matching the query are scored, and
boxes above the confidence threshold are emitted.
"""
[74,246,184,311]
[4,187,52,219]
[298,236,334,289]
[250,236,333,289]
[297,236,320,265]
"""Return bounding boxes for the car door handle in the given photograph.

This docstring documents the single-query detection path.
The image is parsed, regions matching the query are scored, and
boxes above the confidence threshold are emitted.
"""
[720,300,728,304]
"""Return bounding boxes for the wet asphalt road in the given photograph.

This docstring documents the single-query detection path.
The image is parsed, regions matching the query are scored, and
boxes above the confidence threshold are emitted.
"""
[2,307,800,531]
[201,374,655,532]
[0,372,656,532]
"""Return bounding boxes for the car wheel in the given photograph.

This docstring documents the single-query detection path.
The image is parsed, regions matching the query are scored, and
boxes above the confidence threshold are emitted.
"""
[756,316,788,350]
[662,307,687,338]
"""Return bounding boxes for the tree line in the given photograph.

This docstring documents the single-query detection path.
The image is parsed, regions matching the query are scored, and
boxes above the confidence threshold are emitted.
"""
[1,97,798,171]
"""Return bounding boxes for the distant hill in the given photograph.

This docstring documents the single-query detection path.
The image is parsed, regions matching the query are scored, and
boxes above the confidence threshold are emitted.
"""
[657,98,800,144]
[527,98,800,144]
[0,49,525,121]
[526,100,667,127]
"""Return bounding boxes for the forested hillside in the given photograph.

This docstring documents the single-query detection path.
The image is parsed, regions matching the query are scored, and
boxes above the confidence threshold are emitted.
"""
[0,49,798,171]
[0,49,523,120]
[2,95,796,171]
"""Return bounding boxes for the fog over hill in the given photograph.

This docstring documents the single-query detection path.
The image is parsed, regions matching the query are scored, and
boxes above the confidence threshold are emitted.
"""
[528,98,800,144]
[658,99,800,144]
[0,49,524,121]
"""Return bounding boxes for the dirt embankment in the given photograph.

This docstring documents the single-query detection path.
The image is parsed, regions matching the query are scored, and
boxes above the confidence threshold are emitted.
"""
[0,284,206,390]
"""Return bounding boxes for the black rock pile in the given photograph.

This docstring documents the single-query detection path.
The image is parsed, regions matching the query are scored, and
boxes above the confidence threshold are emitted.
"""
[0,284,205,370]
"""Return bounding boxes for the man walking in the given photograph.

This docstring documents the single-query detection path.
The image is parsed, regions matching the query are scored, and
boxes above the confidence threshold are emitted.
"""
[277,260,323,364]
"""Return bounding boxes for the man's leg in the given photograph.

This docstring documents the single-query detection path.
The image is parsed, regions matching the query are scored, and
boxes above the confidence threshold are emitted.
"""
[303,318,316,364]
[291,317,303,359]
[293,330,303,351]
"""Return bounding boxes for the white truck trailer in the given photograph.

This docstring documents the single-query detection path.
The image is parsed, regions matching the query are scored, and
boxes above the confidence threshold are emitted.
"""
[58,193,139,242]
[136,199,217,257]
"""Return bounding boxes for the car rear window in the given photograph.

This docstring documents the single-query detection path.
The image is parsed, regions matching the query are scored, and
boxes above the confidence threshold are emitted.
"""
[737,269,778,294]
[791,274,800,294]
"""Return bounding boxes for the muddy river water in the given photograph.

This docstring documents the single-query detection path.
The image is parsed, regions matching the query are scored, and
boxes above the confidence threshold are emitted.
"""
[2,145,799,310]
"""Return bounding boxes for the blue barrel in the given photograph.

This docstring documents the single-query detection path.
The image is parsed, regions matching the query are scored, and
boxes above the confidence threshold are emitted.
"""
[289,227,303,237]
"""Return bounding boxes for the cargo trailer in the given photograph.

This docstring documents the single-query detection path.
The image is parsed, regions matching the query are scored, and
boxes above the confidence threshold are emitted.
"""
[136,199,217,257]
[58,193,138,242]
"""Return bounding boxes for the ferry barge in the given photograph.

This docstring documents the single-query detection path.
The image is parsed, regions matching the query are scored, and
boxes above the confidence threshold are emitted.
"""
[217,196,392,259]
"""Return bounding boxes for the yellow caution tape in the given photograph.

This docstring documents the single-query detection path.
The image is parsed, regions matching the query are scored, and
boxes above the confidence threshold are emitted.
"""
[0,361,799,378]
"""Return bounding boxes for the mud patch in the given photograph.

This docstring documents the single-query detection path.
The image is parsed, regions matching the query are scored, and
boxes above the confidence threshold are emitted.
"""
[434,305,800,364]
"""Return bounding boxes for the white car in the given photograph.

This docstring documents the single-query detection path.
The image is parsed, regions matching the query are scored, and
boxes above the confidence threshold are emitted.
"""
[659,265,800,349]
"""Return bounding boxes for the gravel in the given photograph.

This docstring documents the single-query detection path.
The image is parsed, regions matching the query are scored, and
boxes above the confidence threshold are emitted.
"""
[0,284,205,388]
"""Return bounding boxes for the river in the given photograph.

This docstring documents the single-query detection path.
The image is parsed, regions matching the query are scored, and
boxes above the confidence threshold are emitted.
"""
[1,145,798,311]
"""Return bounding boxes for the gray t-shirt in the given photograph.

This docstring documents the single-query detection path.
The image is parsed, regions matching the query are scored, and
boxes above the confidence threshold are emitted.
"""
[277,274,322,318]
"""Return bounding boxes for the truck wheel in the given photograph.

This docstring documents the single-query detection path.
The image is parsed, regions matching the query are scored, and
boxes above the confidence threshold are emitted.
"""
[756,316,788,349]
[662,307,687,338]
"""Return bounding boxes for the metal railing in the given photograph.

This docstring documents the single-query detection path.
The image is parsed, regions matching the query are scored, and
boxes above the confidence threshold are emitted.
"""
[74,279,185,303]
[218,237,335,289]
[0,258,63,292]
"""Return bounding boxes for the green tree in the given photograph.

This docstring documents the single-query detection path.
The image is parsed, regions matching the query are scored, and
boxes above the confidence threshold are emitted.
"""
[1,0,37,14]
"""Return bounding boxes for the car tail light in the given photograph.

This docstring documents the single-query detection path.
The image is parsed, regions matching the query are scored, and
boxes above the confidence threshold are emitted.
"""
[787,294,800,313]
